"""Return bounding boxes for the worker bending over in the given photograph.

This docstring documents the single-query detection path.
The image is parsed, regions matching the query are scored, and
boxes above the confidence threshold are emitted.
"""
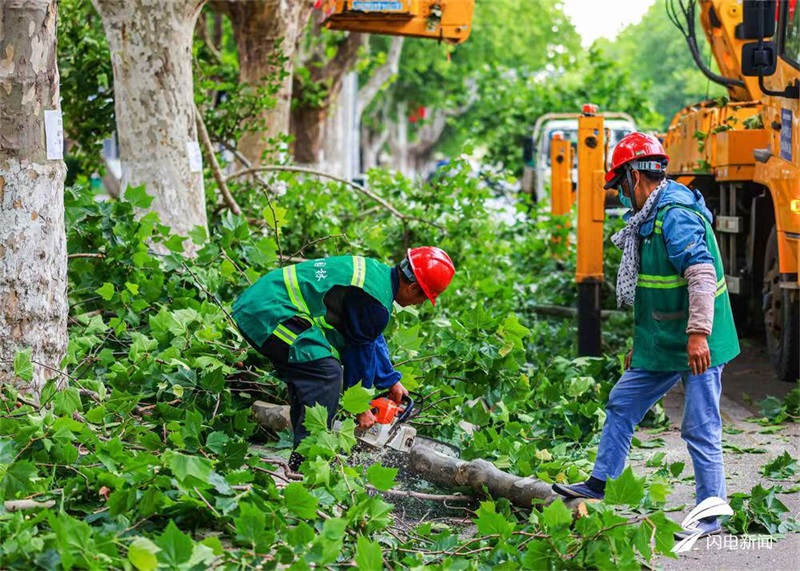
[233,247,455,471]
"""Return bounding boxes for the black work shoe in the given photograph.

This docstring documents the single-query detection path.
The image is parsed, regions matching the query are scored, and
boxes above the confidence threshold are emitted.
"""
[288,451,304,472]
[552,481,605,500]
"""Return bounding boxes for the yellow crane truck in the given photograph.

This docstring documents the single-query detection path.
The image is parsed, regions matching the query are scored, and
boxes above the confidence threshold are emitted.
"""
[664,0,799,382]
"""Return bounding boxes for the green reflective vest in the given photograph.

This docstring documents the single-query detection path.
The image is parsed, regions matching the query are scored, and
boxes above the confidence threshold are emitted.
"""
[631,205,740,371]
[233,256,395,363]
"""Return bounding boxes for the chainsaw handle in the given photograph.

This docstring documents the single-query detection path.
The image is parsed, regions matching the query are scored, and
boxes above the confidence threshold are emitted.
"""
[395,394,414,423]
[374,391,415,423]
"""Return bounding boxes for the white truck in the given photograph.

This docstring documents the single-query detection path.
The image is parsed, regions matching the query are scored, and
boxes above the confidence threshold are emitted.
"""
[521,112,637,203]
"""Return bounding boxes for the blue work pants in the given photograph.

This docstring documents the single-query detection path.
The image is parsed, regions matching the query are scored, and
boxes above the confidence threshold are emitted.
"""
[591,365,726,503]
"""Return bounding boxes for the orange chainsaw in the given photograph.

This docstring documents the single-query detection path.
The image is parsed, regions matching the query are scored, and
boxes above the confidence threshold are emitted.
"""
[356,393,417,452]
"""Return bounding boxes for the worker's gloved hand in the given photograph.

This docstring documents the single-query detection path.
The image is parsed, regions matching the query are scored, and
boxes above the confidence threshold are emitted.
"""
[386,381,409,404]
[687,333,711,376]
[356,410,377,430]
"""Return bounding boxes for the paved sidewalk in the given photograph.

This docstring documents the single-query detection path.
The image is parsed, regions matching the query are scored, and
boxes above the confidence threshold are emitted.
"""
[633,380,800,570]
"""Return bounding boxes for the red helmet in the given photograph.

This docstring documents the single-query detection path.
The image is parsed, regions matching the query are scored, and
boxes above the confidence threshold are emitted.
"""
[406,247,455,306]
[604,132,669,189]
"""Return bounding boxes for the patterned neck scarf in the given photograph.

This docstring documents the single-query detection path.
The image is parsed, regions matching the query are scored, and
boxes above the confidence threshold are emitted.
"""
[610,179,668,308]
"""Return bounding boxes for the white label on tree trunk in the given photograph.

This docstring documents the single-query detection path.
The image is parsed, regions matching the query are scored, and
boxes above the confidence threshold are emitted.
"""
[44,110,64,160]
[187,141,203,173]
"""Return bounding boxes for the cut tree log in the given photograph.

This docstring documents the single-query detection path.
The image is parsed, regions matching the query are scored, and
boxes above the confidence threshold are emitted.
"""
[251,401,588,513]
[252,401,291,432]
[407,445,587,512]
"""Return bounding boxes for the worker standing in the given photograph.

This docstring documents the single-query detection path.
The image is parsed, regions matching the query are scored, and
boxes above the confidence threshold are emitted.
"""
[553,133,740,539]
[233,247,455,472]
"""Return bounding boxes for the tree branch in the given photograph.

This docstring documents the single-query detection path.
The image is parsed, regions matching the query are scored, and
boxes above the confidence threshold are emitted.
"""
[194,103,242,215]
[4,499,55,512]
[367,486,472,503]
[227,165,406,219]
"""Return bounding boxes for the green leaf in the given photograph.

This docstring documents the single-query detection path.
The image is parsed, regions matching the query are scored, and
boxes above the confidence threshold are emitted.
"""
[263,205,288,232]
[96,282,115,301]
[302,404,330,435]
[163,234,187,253]
[605,466,645,506]
[49,512,94,570]
[200,536,224,556]
[181,409,203,450]
[648,511,681,554]
[647,479,671,504]
[305,457,331,486]
[355,535,383,570]
[633,521,653,560]
[284,482,319,518]
[475,501,514,537]
[541,498,573,531]
[125,184,155,208]
[567,377,593,398]
[646,451,667,467]
[0,461,38,499]
[288,521,315,547]
[342,382,373,414]
[234,502,269,549]
[205,431,230,454]
[366,463,397,491]
[128,537,160,571]
[53,388,82,416]
[760,451,798,479]
[188,225,207,245]
[167,451,212,483]
[758,395,784,419]
[391,323,422,352]
[521,540,552,570]
[668,461,685,478]
[0,439,15,464]
[321,517,347,541]
[155,521,193,568]
[497,314,530,350]
[12,348,33,382]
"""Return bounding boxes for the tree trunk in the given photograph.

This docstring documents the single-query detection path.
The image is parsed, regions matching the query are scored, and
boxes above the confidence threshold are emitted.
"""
[356,37,403,121]
[361,98,391,171]
[222,0,315,165]
[0,0,68,395]
[249,402,583,511]
[291,32,364,165]
[91,0,208,248]
[252,401,291,432]
[408,445,586,511]
[320,72,359,178]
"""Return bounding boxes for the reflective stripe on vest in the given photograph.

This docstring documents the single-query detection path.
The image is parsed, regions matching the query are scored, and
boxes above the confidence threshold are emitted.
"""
[637,274,687,289]
[280,255,368,338]
[715,276,727,297]
[272,324,298,345]
[638,273,727,295]
[351,256,366,288]
[283,265,311,316]
[314,316,334,329]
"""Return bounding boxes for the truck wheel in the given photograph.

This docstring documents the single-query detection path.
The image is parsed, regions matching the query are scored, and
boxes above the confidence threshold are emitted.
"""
[763,226,800,382]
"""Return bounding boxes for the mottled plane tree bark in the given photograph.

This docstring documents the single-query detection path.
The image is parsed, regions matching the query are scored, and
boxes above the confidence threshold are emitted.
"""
[219,0,316,165]
[0,0,68,395]
[92,0,208,247]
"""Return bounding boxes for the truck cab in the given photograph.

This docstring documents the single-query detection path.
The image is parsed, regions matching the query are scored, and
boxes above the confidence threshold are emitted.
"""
[521,114,637,204]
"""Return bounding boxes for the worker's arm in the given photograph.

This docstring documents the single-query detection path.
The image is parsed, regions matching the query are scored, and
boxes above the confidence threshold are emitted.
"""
[662,208,717,374]
[338,288,404,391]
